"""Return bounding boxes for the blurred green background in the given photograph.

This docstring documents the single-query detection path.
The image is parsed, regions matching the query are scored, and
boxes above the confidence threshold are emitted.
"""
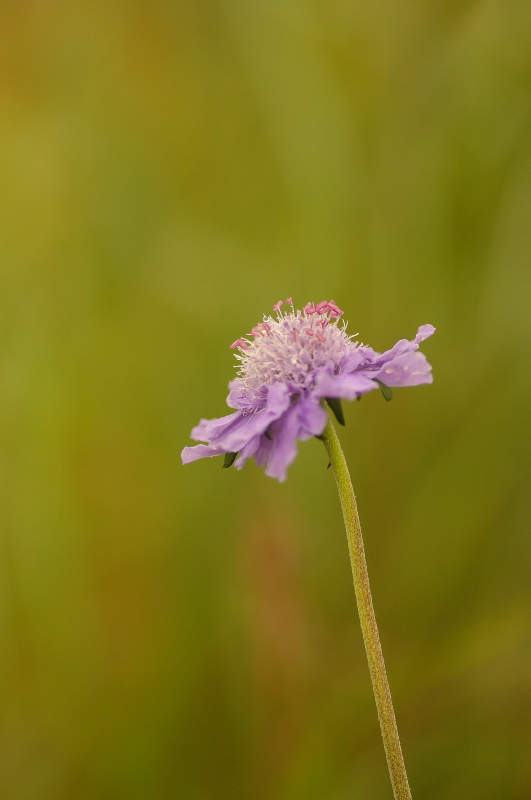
[1,1,530,798]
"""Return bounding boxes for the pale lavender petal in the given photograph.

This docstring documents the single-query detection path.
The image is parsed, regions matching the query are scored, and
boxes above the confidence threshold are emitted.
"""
[373,351,433,387]
[314,370,377,400]
[226,380,245,410]
[340,349,366,371]
[181,444,224,464]
[197,411,242,443]
[297,394,327,438]
[234,435,261,469]
[190,418,211,442]
[265,406,301,482]
[414,324,436,344]
[208,414,263,452]
[355,345,379,364]
[375,325,436,364]
[184,382,291,468]
[254,435,273,467]
[263,381,292,418]
[226,380,262,411]
[375,338,414,363]
[209,381,291,453]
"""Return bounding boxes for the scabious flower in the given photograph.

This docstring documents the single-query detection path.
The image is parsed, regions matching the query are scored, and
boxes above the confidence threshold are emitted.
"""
[182,299,435,481]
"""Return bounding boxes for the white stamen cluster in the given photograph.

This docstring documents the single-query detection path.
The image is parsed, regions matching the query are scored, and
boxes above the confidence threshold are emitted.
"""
[233,302,358,391]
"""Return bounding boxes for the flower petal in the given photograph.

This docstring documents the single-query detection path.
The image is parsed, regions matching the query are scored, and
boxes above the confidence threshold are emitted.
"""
[375,325,436,365]
[265,406,300,482]
[374,351,433,387]
[195,382,291,454]
[181,444,224,464]
[253,435,273,467]
[314,370,377,400]
[196,411,243,444]
[297,394,327,438]
[414,324,436,344]
[190,418,211,442]
[226,380,263,411]
[234,435,262,469]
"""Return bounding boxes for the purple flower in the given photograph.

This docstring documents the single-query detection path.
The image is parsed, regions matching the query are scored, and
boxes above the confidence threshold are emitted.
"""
[182,299,435,482]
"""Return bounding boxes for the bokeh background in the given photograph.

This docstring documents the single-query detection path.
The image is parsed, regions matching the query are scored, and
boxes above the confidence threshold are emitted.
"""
[1,1,530,798]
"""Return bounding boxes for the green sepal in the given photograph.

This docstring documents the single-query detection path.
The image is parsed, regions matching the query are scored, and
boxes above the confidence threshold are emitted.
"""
[222,452,238,469]
[374,379,393,402]
[325,397,345,426]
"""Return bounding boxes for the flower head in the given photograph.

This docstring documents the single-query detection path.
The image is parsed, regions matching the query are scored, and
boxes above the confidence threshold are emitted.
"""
[182,299,435,481]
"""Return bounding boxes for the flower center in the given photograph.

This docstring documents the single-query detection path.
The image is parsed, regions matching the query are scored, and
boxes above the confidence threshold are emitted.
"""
[230,299,356,391]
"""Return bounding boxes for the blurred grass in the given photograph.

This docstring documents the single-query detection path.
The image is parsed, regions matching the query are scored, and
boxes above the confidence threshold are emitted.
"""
[1,1,530,798]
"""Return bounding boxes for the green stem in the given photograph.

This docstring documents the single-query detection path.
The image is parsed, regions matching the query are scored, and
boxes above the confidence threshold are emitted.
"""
[321,416,412,800]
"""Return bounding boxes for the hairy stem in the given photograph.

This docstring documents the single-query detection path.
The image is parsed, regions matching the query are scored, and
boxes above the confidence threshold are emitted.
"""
[320,416,412,800]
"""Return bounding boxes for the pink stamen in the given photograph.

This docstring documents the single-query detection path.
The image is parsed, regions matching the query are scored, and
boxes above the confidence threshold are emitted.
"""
[251,322,272,337]
[305,305,317,314]
[230,338,249,350]
[314,301,329,314]
[327,300,344,317]
[286,297,293,305]
[273,300,283,312]
[315,332,326,342]
[305,328,314,336]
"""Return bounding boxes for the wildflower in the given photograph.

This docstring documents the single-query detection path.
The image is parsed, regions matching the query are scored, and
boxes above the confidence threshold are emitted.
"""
[182,299,435,481]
